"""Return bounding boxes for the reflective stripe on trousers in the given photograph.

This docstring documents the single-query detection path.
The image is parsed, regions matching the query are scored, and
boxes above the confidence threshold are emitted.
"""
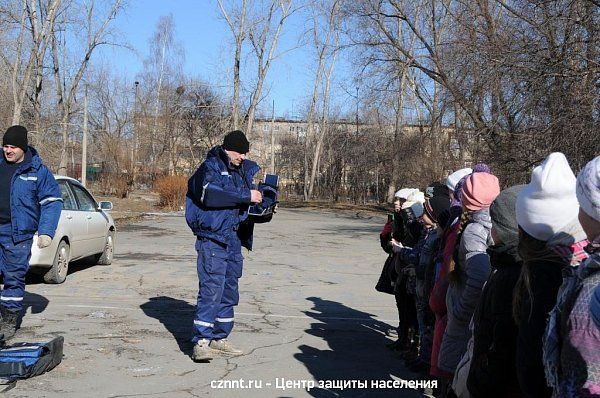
[0,223,32,312]
[192,235,243,343]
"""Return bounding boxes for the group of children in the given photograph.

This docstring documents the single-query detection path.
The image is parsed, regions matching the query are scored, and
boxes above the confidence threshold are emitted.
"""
[377,153,600,398]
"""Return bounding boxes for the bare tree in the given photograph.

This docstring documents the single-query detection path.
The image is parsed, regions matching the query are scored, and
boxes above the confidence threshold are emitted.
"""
[145,15,184,165]
[217,0,247,129]
[6,0,60,125]
[87,67,133,174]
[52,0,123,174]
[217,0,295,137]
[303,0,342,200]
[244,0,294,138]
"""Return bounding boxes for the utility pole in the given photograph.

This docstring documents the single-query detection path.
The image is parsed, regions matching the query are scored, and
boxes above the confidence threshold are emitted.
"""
[355,86,359,136]
[270,99,275,174]
[133,81,139,185]
[82,85,88,187]
[355,86,359,202]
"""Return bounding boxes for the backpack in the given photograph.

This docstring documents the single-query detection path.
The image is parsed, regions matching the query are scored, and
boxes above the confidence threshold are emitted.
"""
[0,336,64,386]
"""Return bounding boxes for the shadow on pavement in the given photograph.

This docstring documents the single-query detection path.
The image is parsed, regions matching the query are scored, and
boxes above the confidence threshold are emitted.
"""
[295,297,427,398]
[140,296,195,358]
[20,291,50,327]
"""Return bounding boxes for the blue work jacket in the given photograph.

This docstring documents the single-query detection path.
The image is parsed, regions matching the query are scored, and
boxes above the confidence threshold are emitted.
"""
[186,146,260,250]
[1,147,62,242]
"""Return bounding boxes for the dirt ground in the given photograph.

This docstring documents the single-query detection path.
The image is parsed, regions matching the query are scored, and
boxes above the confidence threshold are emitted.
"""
[94,191,161,225]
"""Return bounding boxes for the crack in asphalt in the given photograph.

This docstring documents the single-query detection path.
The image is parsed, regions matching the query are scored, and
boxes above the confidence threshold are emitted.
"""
[243,335,303,357]
[109,388,198,398]
[248,295,281,330]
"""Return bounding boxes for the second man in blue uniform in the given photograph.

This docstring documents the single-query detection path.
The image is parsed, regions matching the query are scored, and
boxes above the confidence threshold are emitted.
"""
[185,130,263,362]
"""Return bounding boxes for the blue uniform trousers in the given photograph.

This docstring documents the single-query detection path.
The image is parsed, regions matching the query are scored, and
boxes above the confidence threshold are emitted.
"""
[0,223,32,312]
[192,235,243,343]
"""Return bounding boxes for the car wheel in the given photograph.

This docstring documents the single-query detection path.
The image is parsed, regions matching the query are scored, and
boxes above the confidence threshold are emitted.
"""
[96,231,114,265]
[44,240,70,284]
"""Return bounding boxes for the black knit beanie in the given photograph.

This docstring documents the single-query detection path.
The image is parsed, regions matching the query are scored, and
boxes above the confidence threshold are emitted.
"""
[3,125,28,152]
[424,181,450,222]
[425,182,450,199]
[425,196,451,222]
[222,130,250,154]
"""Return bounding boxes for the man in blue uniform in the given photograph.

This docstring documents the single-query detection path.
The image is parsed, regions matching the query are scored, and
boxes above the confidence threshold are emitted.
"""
[0,125,62,339]
[186,130,263,361]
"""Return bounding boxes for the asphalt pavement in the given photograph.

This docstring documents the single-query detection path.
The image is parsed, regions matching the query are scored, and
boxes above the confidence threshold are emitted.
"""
[11,208,432,397]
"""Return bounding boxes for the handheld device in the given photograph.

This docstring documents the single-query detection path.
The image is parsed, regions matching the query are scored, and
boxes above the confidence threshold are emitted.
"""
[248,174,279,220]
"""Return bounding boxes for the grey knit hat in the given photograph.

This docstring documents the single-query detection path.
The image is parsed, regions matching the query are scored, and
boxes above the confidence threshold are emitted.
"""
[490,185,525,245]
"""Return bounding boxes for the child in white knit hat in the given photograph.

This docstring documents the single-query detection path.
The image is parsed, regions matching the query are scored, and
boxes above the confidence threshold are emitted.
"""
[513,152,589,398]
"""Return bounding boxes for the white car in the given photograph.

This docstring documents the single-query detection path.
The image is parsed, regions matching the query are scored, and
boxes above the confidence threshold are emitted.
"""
[29,176,116,284]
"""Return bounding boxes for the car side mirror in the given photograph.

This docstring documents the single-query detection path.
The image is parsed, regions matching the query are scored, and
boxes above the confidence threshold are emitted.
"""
[99,201,113,211]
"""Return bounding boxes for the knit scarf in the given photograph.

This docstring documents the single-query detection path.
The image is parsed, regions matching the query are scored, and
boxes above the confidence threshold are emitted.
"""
[551,240,590,267]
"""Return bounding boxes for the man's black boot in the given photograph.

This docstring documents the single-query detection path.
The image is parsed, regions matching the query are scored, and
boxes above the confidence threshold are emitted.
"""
[0,307,19,340]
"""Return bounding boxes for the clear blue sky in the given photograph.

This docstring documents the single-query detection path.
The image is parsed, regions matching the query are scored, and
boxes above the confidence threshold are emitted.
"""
[98,0,355,118]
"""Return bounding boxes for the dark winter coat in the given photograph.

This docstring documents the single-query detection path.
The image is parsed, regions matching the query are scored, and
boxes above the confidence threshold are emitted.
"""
[398,227,433,271]
[430,214,461,378]
[467,244,523,398]
[515,258,563,398]
[380,220,393,255]
[375,220,397,295]
[423,229,442,305]
[0,147,62,242]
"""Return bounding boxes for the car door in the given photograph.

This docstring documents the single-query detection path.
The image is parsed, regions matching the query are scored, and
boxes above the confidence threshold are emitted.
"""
[57,180,86,258]
[70,182,106,256]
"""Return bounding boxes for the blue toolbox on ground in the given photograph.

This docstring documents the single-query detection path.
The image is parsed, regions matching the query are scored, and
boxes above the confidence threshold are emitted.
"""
[0,336,64,385]
[248,174,279,221]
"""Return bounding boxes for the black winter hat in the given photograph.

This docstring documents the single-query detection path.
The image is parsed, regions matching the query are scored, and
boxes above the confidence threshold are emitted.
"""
[3,125,28,152]
[424,182,450,222]
[425,195,451,223]
[222,130,250,154]
[425,182,449,199]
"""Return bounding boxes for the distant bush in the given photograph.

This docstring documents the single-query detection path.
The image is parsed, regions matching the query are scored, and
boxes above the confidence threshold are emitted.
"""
[153,175,188,209]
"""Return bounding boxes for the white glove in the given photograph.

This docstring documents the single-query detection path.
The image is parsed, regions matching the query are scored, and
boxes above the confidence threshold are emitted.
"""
[391,239,403,253]
[37,235,52,249]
